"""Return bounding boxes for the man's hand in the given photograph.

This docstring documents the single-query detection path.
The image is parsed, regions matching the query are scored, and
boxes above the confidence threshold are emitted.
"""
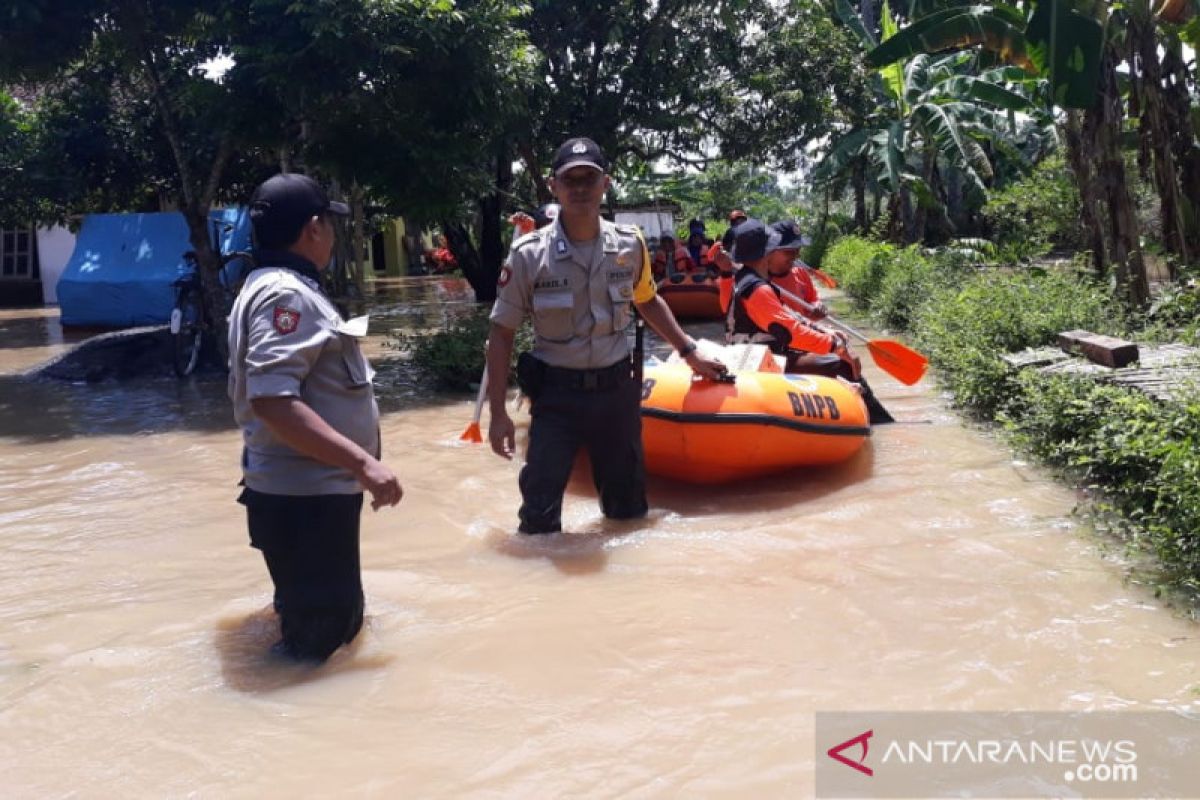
[831,332,862,381]
[489,410,516,460]
[357,458,403,510]
[709,243,735,274]
[809,301,828,319]
[685,350,729,381]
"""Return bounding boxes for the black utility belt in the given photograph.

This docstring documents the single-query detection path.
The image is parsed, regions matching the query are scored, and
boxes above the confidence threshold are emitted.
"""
[541,358,634,391]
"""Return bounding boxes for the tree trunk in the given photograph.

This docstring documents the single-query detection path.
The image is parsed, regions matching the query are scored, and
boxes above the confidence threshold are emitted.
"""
[1063,111,1108,278]
[469,144,515,304]
[442,220,485,300]
[1162,37,1200,266]
[518,141,553,205]
[1128,8,1189,269]
[349,182,368,287]
[852,160,868,232]
[1086,48,1150,309]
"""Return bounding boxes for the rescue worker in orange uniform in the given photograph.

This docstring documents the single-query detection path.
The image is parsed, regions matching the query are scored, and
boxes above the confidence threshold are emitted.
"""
[766,220,827,321]
[654,233,697,281]
[723,218,894,424]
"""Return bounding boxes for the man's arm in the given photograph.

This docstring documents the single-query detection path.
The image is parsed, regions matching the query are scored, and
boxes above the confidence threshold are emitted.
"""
[741,284,836,354]
[250,396,402,510]
[635,295,725,380]
[486,322,517,459]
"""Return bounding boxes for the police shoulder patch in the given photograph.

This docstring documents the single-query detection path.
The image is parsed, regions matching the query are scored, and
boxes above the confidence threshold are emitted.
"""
[272,306,301,334]
[498,265,512,287]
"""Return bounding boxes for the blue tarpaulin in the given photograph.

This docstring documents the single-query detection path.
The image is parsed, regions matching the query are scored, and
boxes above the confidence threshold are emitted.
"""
[57,208,252,327]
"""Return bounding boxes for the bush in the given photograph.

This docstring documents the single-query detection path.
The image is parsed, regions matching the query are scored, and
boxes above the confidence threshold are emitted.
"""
[1002,373,1200,582]
[983,156,1083,262]
[397,307,532,391]
[914,267,1117,418]
[871,247,972,332]
[822,235,893,307]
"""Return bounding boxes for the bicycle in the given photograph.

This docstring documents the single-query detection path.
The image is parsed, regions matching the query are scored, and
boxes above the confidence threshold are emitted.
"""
[170,249,255,377]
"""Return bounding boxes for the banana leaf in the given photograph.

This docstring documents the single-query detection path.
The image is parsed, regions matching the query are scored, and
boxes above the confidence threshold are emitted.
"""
[912,102,991,192]
[812,129,871,184]
[867,5,1036,73]
[834,0,878,49]
[1025,0,1103,109]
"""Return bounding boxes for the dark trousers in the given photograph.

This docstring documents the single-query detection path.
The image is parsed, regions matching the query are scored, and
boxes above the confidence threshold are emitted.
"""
[518,372,648,533]
[785,352,894,424]
[239,488,365,662]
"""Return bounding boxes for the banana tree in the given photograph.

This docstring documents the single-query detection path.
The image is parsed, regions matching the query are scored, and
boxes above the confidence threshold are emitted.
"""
[864,0,1155,308]
[818,1,1035,242]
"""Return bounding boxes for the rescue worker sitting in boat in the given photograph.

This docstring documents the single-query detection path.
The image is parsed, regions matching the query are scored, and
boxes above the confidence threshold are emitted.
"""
[721,218,894,424]
[766,220,827,321]
[654,233,698,282]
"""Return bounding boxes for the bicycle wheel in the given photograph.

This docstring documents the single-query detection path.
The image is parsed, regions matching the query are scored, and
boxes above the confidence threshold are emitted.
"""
[171,288,204,377]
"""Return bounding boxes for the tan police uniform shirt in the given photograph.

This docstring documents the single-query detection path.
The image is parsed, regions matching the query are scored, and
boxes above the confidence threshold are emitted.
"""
[228,265,380,495]
[489,218,656,370]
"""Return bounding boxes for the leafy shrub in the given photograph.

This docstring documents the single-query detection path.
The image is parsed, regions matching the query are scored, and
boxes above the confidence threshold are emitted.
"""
[871,247,972,332]
[1002,373,1200,581]
[914,268,1117,418]
[821,235,893,307]
[983,156,1083,262]
[397,307,532,391]
[1141,271,1200,345]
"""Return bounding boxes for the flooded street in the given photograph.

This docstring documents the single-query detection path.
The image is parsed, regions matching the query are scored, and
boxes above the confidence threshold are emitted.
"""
[1,281,1197,798]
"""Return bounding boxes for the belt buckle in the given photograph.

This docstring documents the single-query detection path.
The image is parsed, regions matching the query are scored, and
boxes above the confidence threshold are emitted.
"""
[582,371,598,391]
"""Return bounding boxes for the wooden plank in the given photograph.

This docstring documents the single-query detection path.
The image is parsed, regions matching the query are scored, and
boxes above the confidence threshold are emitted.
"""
[1074,333,1140,368]
[1057,329,1095,351]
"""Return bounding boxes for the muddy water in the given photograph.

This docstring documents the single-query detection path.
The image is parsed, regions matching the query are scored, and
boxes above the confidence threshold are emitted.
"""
[1,283,1197,798]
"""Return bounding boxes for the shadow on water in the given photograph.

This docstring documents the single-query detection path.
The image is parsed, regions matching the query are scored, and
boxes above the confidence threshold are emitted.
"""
[213,605,393,693]
[484,526,620,576]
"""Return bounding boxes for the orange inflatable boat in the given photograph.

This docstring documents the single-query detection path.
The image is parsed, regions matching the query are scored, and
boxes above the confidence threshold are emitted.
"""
[657,274,722,319]
[640,363,869,483]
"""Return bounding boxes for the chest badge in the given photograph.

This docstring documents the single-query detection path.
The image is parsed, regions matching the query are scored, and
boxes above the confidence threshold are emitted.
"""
[555,239,568,256]
[273,306,301,335]
[615,254,629,267]
[620,285,632,298]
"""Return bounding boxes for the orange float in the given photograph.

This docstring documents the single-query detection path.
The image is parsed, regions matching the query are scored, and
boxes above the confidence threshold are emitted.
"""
[657,274,723,319]
[640,362,869,484]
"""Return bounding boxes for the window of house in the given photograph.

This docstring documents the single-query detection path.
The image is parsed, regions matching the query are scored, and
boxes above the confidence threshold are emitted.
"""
[0,228,36,279]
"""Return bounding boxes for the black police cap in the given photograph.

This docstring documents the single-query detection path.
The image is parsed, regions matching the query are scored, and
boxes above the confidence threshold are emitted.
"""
[249,173,350,245]
[730,218,778,263]
[551,137,607,176]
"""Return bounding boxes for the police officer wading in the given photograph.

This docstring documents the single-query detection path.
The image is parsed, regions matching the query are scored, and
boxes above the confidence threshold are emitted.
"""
[486,137,726,534]
[228,173,402,663]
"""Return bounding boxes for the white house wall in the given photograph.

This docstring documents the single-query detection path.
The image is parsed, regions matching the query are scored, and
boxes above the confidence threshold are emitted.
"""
[36,226,77,304]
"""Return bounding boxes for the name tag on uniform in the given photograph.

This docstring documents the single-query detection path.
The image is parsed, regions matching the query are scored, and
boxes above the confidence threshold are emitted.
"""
[337,315,369,337]
[607,269,633,282]
[534,277,570,291]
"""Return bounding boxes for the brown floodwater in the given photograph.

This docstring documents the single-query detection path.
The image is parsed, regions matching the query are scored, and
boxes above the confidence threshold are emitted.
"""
[1,280,1197,797]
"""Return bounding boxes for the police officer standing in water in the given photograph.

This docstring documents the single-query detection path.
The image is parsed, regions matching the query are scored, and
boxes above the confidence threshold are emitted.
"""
[486,137,726,534]
[228,173,402,662]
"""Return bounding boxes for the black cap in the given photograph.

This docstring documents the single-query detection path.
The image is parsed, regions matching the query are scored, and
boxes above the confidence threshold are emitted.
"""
[730,218,777,263]
[768,220,803,252]
[551,137,607,176]
[249,173,350,247]
[532,203,560,228]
